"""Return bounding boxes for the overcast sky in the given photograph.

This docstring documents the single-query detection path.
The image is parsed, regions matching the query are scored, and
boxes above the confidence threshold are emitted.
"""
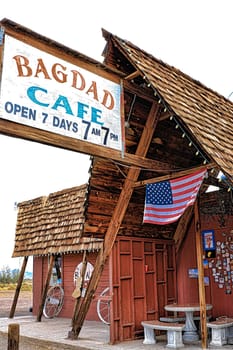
[1,0,233,270]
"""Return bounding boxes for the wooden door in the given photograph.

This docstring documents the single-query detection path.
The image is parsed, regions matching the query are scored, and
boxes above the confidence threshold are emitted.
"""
[111,237,176,343]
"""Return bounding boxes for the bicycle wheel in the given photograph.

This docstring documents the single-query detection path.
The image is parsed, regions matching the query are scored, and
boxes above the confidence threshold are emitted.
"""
[97,287,110,325]
[43,285,64,318]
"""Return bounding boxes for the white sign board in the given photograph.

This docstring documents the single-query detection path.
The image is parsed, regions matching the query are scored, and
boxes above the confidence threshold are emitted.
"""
[0,35,123,151]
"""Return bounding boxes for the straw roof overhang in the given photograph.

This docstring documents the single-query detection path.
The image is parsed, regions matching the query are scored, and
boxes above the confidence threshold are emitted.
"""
[12,184,103,258]
[102,29,233,183]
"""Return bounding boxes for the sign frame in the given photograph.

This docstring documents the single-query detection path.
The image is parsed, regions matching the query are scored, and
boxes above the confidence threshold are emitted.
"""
[0,20,124,154]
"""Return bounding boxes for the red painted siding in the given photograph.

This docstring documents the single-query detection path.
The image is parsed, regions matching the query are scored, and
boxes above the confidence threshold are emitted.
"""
[33,213,233,343]
[177,214,233,319]
[32,237,176,344]
[33,253,110,321]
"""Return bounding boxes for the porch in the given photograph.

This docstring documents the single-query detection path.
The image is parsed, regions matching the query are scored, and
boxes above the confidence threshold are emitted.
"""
[0,316,231,349]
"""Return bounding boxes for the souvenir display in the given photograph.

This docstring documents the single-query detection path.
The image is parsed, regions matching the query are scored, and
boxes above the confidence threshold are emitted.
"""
[206,230,233,294]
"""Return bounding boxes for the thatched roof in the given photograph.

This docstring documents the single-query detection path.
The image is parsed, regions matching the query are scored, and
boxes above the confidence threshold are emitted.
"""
[12,184,103,257]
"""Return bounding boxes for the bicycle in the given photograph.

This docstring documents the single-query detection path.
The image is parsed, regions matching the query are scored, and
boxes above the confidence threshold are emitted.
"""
[43,284,64,318]
[96,287,111,325]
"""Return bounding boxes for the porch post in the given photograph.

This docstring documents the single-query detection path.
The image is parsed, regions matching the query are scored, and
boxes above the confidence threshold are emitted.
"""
[9,256,28,318]
[194,199,207,349]
[71,251,87,324]
[37,255,55,322]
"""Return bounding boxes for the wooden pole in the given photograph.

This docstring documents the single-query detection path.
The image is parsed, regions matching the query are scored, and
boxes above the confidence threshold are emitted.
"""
[9,256,28,318]
[69,101,160,339]
[194,199,207,349]
[8,323,19,350]
[134,162,215,188]
[37,255,55,322]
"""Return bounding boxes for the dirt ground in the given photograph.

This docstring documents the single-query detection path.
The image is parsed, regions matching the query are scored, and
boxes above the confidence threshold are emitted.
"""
[0,290,32,317]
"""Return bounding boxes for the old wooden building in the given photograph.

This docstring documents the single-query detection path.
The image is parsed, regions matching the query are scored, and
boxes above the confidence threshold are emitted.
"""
[1,19,233,345]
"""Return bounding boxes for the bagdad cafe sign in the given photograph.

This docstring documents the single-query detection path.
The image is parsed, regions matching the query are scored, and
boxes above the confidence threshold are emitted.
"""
[0,33,123,151]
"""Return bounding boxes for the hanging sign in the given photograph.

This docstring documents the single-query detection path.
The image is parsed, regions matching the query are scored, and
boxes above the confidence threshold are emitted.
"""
[0,34,122,151]
[202,229,216,258]
[73,261,94,297]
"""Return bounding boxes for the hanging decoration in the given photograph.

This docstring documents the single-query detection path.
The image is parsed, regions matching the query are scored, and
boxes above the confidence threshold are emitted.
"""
[202,229,216,258]
[207,230,233,294]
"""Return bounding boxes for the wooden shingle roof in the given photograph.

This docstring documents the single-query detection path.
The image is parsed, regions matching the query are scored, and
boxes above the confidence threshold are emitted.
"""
[102,30,233,182]
[12,184,103,257]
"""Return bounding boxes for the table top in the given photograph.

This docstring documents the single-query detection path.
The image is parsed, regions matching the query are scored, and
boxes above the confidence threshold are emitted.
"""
[164,303,213,312]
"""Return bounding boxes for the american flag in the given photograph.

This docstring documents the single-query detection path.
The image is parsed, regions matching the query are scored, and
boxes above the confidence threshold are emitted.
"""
[143,169,207,225]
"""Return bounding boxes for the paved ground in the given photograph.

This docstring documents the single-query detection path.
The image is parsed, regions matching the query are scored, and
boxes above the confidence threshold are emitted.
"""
[0,291,232,349]
[1,316,233,350]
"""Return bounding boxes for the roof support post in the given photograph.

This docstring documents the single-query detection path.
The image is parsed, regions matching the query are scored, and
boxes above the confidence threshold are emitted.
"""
[37,255,55,322]
[194,198,207,350]
[9,256,28,318]
[71,251,87,324]
[69,101,161,339]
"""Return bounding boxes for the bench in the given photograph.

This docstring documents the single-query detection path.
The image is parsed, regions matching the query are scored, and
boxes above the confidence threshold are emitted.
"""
[141,320,185,348]
[207,317,233,346]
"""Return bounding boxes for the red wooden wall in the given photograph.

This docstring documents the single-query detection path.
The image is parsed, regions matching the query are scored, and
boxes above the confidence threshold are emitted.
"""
[177,214,233,319]
[33,252,110,320]
[32,236,176,344]
[110,236,176,343]
[32,211,233,343]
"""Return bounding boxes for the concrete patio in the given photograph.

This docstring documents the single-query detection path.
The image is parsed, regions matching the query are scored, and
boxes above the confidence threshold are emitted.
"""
[0,316,232,349]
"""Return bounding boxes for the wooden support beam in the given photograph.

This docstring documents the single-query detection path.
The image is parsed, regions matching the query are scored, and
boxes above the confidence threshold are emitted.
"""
[0,119,172,172]
[9,256,28,318]
[69,101,161,339]
[123,80,157,103]
[134,163,214,188]
[37,255,55,322]
[124,70,140,81]
[194,199,207,350]
[8,323,19,350]
[71,251,87,327]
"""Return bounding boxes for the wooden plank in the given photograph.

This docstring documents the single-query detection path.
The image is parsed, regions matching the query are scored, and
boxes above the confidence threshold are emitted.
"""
[8,323,19,350]
[194,199,207,350]
[1,18,122,84]
[9,256,28,318]
[69,101,161,339]
[0,119,172,172]
[37,255,55,322]
[134,163,214,188]
[71,252,87,325]
[124,71,140,81]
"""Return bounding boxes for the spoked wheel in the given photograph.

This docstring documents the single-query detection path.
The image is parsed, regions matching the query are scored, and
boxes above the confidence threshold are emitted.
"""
[97,287,111,325]
[43,285,64,318]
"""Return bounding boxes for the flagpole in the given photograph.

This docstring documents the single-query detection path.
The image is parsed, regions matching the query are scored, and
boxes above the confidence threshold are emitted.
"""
[134,164,212,188]
[194,198,207,349]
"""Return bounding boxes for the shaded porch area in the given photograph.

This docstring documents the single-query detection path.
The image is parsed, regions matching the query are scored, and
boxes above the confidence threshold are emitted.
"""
[0,316,232,349]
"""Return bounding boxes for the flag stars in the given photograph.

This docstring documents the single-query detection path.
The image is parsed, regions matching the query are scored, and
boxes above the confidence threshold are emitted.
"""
[147,181,173,205]
[143,169,206,225]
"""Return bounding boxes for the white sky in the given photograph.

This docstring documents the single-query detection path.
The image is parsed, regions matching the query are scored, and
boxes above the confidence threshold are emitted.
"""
[1,0,233,270]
